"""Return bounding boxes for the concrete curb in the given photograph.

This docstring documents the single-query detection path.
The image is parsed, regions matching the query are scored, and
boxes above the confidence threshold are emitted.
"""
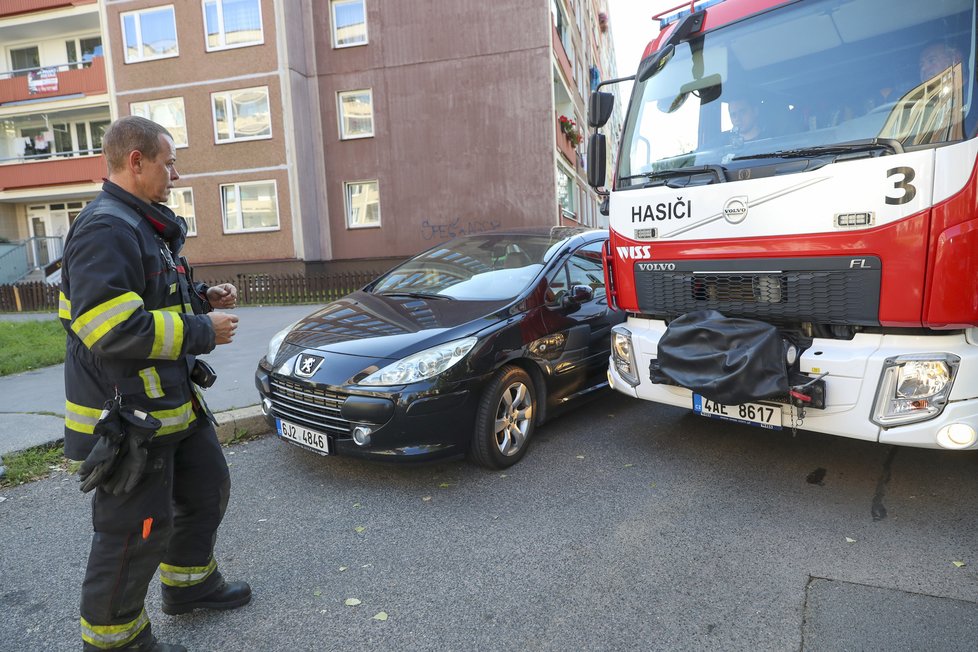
[213,405,273,444]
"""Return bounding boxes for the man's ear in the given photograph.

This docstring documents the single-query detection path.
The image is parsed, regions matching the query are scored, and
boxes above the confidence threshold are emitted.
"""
[128,149,142,173]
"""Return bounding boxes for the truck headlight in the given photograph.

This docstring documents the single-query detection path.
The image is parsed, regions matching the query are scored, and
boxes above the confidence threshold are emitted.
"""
[871,354,959,427]
[611,325,639,386]
[360,337,477,386]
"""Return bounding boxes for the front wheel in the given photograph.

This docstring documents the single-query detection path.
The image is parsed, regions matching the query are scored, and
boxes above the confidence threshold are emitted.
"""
[470,365,537,469]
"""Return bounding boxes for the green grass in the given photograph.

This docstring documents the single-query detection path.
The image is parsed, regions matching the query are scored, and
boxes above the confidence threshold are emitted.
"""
[0,320,66,376]
[0,442,74,487]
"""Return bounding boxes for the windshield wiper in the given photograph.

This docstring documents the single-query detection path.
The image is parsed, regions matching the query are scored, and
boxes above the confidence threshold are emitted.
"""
[732,138,904,162]
[378,291,455,301]
[619,164,727,188]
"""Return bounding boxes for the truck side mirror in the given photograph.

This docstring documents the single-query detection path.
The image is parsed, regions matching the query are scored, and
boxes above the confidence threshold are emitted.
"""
[588,91,615,128]
[587,133,606,189]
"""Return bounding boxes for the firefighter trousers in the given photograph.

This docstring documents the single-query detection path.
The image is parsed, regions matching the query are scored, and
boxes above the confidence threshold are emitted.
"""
[79,422,230,650]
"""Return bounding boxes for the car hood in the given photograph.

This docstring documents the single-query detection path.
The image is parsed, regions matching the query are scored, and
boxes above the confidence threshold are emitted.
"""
[282,290,511,360]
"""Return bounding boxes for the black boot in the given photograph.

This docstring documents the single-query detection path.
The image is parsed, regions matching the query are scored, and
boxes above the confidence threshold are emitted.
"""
[162,580,252,616]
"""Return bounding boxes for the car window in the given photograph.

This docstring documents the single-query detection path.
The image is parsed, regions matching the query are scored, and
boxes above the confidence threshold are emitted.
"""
[566,242,606,300]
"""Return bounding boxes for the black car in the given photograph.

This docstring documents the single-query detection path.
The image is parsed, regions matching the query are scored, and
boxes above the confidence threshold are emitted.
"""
[255,227,624,468]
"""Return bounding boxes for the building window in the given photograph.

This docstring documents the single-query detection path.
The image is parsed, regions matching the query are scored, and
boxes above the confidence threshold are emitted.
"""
[203,0,263,51]
[221,180,279,232]
[211,87,271,143]
[331,0,368,48]
[130,98,188,148]
[66,37,103,69]
[344,180,380,228]
[10,46,40,77]
[166,188,197,236]
[337,89,374,139]
[121,6,179,64]
[556,164,577,220]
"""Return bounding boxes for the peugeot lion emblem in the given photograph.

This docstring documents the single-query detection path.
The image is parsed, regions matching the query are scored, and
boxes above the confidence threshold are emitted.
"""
[295,354,325,378]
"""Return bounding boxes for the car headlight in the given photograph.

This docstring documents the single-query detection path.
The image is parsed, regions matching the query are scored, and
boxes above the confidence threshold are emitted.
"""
[611,325,639,387]
[359,337,478,386]
[266,321,299,364]
[871,354,959,427]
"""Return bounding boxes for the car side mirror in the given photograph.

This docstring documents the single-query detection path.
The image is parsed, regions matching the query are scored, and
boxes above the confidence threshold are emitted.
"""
[564,285,594,306]
[588,91,615,128]
[587,133,606,189]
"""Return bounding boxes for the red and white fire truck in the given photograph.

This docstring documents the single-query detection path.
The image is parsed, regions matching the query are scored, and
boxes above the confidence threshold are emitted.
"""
[588,0,978,448]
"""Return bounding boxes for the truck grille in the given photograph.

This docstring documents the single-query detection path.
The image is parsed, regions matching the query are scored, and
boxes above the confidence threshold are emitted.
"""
[269,376,352,436]
[634,256,881,325]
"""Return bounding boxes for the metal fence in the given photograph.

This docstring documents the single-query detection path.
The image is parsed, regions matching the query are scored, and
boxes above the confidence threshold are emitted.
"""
[0,271,381,313]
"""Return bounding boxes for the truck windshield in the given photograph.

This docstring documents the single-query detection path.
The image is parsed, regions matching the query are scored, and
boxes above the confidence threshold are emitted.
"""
[617,0,977,188]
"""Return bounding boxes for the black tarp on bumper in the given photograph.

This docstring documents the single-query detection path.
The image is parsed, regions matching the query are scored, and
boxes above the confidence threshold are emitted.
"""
[650,310,789,404]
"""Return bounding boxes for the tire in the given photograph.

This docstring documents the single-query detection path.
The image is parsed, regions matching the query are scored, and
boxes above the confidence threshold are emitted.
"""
[470,365,537,469]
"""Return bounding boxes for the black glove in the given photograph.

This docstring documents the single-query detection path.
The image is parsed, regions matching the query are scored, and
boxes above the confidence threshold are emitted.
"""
[101,408,162,496]
[78,399,125,494]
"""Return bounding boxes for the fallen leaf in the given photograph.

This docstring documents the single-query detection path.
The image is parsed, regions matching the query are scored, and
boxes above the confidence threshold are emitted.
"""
[576,455,585,460]
[353,502,362,508]
[344,598,361,606]
[953,561,966,568]
[258,518,268,523]
[361,563,371,568]
[354,526,366,534]
[319,609,327,614]
[438,483,453,489]
[623,464,634,468]
[500,474,507,478]
[0,497,6,503]
[372,611,389,621]
[339,566,348,572]
[422,496,432,502]
[845,537,856,543]
[313,590,322,597]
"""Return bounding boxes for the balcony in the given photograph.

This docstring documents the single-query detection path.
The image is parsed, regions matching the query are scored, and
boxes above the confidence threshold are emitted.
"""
[0,154,105,191]
[552,22,575,88]
[555,114,579,165]
[0,0,96,19]
[0,56,106,106]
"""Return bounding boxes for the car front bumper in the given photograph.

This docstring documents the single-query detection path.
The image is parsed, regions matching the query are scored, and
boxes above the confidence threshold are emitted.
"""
[255,363,484,462]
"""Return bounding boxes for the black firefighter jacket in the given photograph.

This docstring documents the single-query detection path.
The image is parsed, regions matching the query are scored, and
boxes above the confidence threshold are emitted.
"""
[60,181,216,461]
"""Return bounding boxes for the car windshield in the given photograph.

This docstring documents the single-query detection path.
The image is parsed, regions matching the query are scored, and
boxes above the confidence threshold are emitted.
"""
[617,0,977,188]
[370,231,576,301]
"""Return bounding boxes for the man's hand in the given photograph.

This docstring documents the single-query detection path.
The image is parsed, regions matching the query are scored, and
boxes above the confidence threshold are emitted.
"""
[207,283,237,310]
[208,312,239,345]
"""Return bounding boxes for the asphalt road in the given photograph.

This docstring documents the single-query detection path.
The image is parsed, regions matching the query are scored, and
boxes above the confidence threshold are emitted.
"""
[3,393,978,651]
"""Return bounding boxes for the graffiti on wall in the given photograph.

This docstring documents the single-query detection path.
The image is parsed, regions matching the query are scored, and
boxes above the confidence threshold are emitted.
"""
[421,217,501,241]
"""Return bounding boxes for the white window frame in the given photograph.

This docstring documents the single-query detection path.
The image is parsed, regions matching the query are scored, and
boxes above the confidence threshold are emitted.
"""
[121,5,179,64]
[201,0,264,52]
[210,86,272,144]
[129,97,189,148]
[330,0,368,49]
[220,179,280,234]
[344,179,381,229]
[337,89,375,140]
[166,188,197,236]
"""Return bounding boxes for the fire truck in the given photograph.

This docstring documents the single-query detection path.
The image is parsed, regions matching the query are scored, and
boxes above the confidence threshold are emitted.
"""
[588,0,978,449]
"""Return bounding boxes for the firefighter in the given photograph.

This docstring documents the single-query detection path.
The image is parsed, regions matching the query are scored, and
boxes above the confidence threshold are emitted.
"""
[61,116,249,651]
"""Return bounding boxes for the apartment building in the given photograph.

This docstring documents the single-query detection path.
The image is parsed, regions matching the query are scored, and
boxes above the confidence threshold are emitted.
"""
[1,0,619,282]
[0,0,108,283]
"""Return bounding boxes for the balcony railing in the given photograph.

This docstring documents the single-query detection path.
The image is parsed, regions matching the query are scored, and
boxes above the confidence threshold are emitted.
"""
[0,0,96,19]
[0,153,105,191]
[0,55,106,105]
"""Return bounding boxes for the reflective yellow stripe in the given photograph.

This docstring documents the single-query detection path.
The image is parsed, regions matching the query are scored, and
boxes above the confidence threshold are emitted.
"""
[80,608,149,648]
[65,400,103,434]
[139,367,164,399]
[71,292,143,349]
[149,310,184,360]
[162,304,182,312]
[159,557,217,587]
[58,291,71,320]
[152,401,196,436]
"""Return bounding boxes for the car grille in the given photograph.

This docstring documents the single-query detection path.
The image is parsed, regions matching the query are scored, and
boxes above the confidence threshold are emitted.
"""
[268,376,352,437]
[634,256,881,325]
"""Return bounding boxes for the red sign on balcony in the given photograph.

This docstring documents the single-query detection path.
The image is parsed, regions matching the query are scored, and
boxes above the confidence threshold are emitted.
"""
[0,56,106,105]
[0,155,106,191]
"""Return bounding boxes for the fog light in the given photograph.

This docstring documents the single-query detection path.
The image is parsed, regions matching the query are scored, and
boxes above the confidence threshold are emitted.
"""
[936,423,976,449]
[352,426,372,446]
[261,398,272,416]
